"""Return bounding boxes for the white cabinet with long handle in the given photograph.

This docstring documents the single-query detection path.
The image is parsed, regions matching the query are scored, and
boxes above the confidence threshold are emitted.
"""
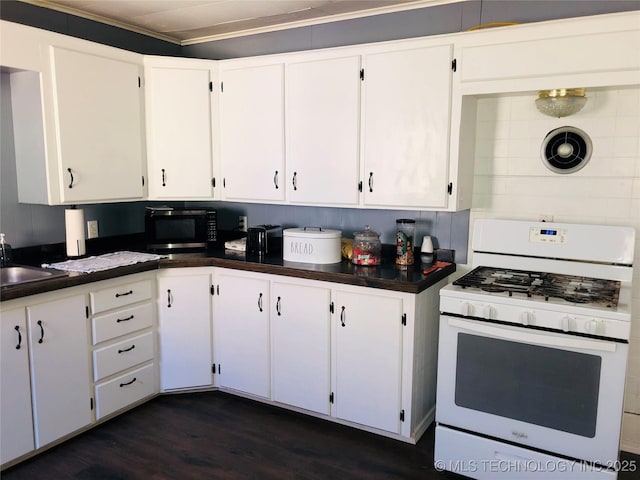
[219,61,285,203]
[361,43,453,209]
[271,279,332,414]
[144,57,218,199]
[27,294,92,448]
[286,54,361,206]
[0,308,35,465]
[213,269,271,398]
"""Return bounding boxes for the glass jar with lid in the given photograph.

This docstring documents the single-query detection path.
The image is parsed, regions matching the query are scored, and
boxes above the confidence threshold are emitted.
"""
[352,225,382,266]
[395,219,415,267]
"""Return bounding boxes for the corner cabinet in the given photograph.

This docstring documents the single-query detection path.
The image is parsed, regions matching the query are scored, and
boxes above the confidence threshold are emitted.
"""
[157,268,213,391]
[48,47,146,203]
[361,44,453,209]
[219,60,286,203]
[144,57,218,200]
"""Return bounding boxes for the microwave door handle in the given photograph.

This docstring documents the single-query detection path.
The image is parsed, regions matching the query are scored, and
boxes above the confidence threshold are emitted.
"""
[447,317,616,353]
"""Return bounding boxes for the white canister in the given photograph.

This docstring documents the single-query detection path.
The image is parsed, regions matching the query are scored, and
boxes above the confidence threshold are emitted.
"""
[283,227,342,264]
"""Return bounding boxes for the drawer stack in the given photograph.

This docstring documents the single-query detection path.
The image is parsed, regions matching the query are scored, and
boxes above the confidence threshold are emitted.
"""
[90,278,157,420]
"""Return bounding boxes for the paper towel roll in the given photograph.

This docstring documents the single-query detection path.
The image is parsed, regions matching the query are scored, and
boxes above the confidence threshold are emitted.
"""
[65,208,86,257]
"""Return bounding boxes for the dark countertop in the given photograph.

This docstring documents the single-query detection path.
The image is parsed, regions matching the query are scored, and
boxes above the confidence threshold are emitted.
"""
[1,236,455,302]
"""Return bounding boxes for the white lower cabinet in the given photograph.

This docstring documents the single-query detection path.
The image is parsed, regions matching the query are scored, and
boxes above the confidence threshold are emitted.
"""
[27,294,93,448]
[211,268,444,442]
[90,274,158,420]
[332,288,403,433]
[271,279,331,414]
[213,269,270,398]
[0,307,35,465]
[157,268,213,391]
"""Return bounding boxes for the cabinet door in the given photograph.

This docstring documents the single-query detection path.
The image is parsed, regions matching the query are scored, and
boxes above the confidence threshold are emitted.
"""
[333,289,403,433]
[27,294,92,448]
[145,62,214,199]
[157,272,212,391]
[362,44,452,209]
[271,281,331,414]
[286,55,361,205]
[0,308,34,465]
[219,63,285,202]
[50,47,144,202]
[214,271,270,398]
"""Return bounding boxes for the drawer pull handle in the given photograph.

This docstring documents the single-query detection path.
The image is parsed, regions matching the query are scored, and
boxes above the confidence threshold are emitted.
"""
[161,168,166,187]
[340,306,346,327]
[117,315,134,323]
[368,172,374,192]
[37,320,45,343]
[67,168,75,188]
[276,296,281,316]
[167,289,173,308]
[258,293,263,312]
[274,170,279,189]
[119,377,137,387]
[115,290,133,298]
[15,325,22,349]
[118,344,136,354]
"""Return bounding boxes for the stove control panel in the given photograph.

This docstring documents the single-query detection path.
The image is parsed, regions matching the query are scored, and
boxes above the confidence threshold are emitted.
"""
[440,295,631,341]
[529,227,567,244]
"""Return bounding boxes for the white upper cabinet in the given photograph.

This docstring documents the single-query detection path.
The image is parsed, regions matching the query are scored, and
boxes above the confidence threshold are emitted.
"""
[219,61,285,203]
[361,44,453,210]
[456,11,640,94]
[286,55,361,206]
[50,47,145,203]
[144,57,217,200]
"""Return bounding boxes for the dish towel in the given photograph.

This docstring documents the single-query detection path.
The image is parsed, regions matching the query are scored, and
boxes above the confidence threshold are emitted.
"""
[42,251,166,273]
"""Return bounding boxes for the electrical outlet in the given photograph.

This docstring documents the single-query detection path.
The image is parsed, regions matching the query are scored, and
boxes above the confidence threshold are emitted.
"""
[87,220,99,239]
[239,215,247,232]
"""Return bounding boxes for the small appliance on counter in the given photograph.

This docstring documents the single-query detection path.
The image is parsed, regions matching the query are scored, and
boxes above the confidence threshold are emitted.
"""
[246,225,282,257]
[145,207,217,252]
[283,227,342,264]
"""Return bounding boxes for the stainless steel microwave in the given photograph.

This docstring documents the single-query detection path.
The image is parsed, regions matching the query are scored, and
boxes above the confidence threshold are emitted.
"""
[145,207,217,251]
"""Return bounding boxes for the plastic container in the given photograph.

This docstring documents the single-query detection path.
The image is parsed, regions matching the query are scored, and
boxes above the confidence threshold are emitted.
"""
[395,219,415,267]
[352,225,381,266]
[0,233,13,267]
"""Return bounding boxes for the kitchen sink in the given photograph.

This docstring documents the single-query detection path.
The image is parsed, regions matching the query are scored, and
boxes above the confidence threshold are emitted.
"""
[0,265,68,286]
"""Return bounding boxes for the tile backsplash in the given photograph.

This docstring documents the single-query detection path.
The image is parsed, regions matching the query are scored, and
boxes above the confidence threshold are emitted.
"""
[468,86,640,423]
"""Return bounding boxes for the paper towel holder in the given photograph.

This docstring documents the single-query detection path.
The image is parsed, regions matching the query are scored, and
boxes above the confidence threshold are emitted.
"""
[65,205,86,258]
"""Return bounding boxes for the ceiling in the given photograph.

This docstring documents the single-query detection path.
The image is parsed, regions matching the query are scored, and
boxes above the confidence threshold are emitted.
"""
[24,0,456,45]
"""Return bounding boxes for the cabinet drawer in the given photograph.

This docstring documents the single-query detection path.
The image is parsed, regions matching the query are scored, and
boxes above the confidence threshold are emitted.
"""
[91,280,153,314]
[92,303,153,345]
[93,332,154,381]
[95,363,155,420]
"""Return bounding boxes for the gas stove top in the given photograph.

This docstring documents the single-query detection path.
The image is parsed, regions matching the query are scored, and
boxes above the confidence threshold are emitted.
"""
[454,266,621,308]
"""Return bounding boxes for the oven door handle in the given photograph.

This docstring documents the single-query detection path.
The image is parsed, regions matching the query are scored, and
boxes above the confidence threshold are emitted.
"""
[448,317,616,353]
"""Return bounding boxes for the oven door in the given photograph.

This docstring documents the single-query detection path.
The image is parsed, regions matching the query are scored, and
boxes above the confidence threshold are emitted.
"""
[436,315,628,465]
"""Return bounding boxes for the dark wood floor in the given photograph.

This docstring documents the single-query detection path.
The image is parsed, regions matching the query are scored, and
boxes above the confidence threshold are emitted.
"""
[3,391,638,480]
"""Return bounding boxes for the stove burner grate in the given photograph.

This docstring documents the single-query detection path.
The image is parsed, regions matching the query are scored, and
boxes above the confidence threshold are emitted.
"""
[454,266,620,308]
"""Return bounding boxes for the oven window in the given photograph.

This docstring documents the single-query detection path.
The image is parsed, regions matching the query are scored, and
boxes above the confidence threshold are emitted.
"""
[155,219,196,241]
[455,333,601,438]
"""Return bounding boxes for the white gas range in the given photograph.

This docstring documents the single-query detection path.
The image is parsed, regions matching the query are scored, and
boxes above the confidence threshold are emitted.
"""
[435,219,635,480]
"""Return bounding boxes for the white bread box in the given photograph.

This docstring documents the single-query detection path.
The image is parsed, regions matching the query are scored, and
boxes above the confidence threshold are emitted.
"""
[283,227,342,264]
